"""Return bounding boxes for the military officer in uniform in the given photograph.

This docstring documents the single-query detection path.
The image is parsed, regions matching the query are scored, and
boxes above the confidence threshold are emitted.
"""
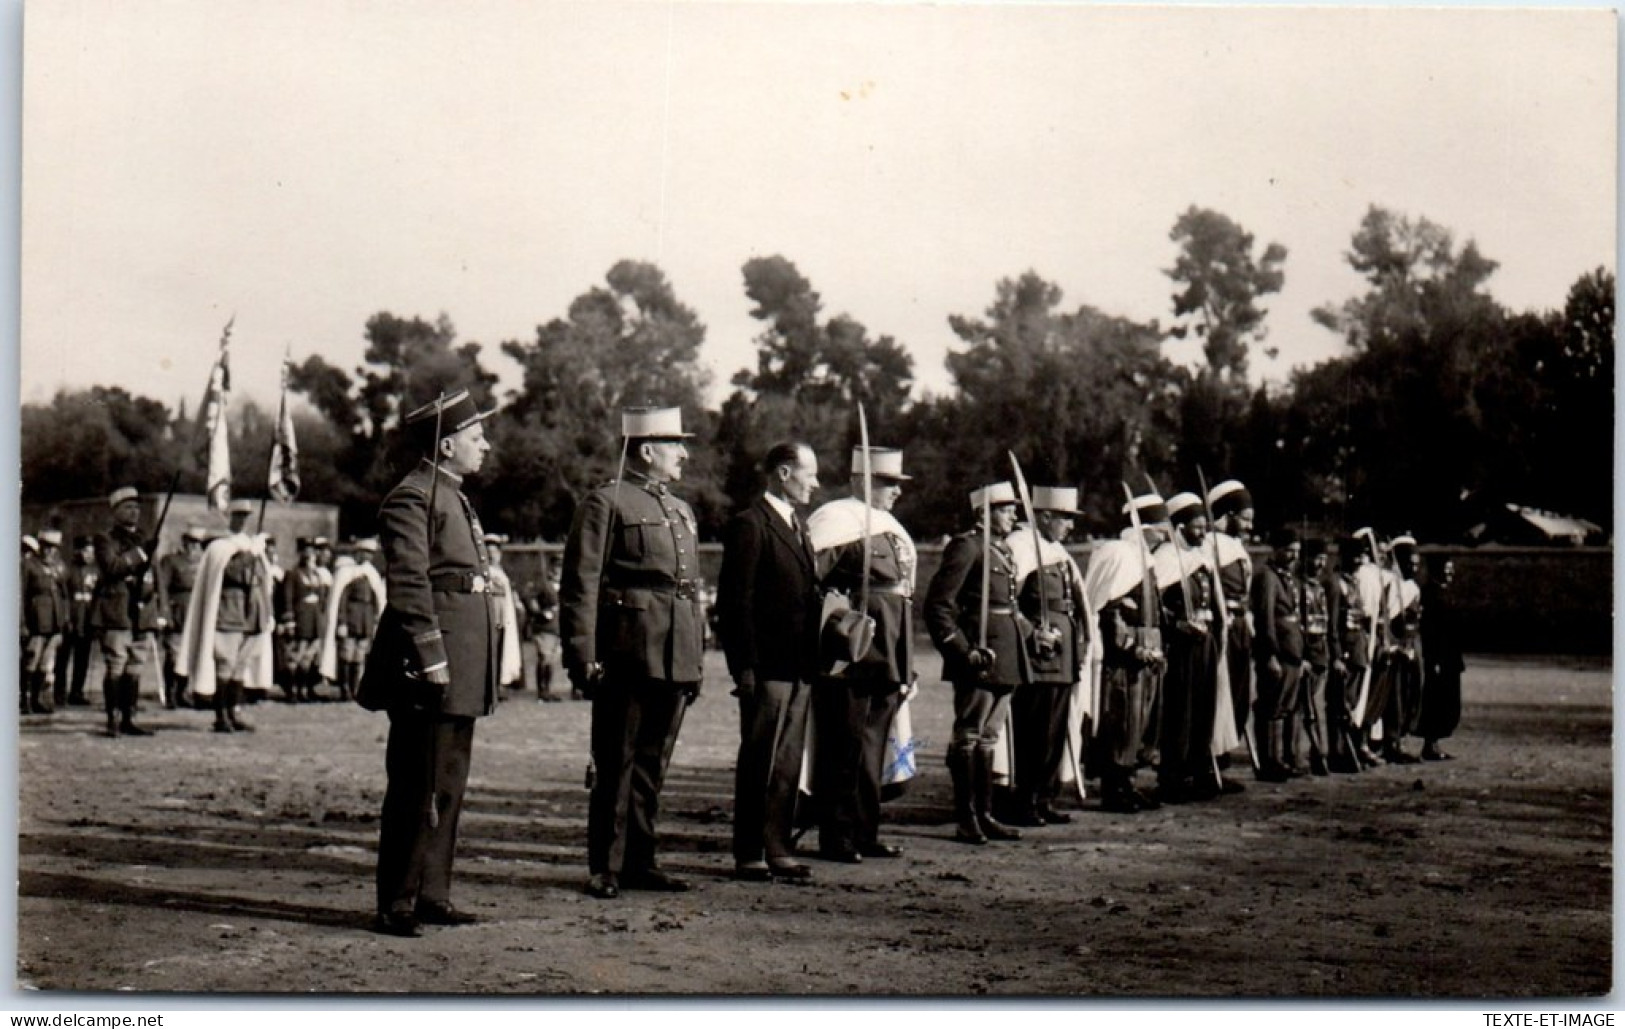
[358,388,498,937]
[806,446,917,863]
[1082,492,1168,813]
[21,529,70,715]
[1292,538,1333,776]
[1206,480,1256,757]
[156,526,208,709]
[1152,493,1225,803]
[282,539,330,702]
[1004,485,1089,826]
[56,536,100,707]
[1251,529,1305,782]
[561,407,705,900]
[926,482,1028,845]
[89,487,160,738]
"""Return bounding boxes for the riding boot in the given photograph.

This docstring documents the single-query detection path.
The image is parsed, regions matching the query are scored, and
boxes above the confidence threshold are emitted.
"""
[102,670,121,737]
[172,675,191,710]
[1256,719,1290,782]
[973,747,1022,842]
[163,661,179,709]
[33,673,55,714]
[948,747,986,844]
[20,671,34,715]
[212,683,234,733]
[119,675,152,736]
[226,680,254,733]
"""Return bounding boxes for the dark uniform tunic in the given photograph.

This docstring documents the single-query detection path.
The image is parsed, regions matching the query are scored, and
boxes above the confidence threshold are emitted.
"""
[55,554,98,703]
[562,472,705,880]
[1156,548,1222,794]
[282,565,330,680]
[1251,562,1304,774]
[360,459,498,919]
[1419,575,1463,743]
[1291,572,1332,769]
[156,550,201,683]
[1011,538,1086,811]
[22,552,70,682]
[90,523,160,689]
[1324,569,1369,767]
[809,505,914,857]
[1214,534,1254,739]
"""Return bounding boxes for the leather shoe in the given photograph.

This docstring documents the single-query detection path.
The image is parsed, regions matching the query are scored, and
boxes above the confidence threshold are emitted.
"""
[818,847,863,864]
[622,867,690,892]
[1218,776,1247,795]
[1422,746,1454,762]
[415,901,477,926]
[858,842,903,859]
[732,862,772,882]
[373,911,422,938]
[1035,804,1072,825]
[586,873,620,899]
[767,859,813,880]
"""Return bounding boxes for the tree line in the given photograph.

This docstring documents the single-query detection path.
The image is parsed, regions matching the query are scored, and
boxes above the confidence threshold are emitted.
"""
[22,204,1614,545]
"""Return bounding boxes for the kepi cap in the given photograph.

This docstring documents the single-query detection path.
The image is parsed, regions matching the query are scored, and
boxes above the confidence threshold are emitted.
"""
[404,388,494,440]
[1032,486,1081,514]
[38,529,63,547]
[108,486,140,509]
[621,406,691,439]
[183,524,211,543]
[969,482,1017,511]
[22,535,39,553]
[482,532,510,546]
[227,499,255,517]
[849,447,911,481]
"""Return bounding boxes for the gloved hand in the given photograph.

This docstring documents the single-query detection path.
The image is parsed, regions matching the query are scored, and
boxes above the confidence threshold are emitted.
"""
[730,670,756,700]
[569,660,605,699]
[967,647,995,671]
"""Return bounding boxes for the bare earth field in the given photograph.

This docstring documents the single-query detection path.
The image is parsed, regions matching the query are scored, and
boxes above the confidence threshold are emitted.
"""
[14,651,1612,998]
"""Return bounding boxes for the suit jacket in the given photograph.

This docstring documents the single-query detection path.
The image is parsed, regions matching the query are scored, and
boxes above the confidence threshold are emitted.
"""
[560,473,705,685]
[925,532,1029,687]
[358,460,498,718]
[717,496,821,685]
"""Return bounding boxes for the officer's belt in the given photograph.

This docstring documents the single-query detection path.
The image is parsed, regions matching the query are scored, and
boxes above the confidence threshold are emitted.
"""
[986,605,1017,616]
[606,579,701,600]
[867,582,909,597]
[430,571,491,594]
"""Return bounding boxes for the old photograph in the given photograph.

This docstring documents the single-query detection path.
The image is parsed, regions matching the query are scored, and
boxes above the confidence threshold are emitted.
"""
[12,0,1615,1003]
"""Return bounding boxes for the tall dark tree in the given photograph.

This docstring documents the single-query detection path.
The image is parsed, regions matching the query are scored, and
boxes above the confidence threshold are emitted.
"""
[1166,206,1287,379]
[492,260,719,538]
[717,255,915,516]
[21,387,182,504]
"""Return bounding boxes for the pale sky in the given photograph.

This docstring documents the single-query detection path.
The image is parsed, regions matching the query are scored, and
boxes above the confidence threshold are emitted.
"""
[18,1,1617,416]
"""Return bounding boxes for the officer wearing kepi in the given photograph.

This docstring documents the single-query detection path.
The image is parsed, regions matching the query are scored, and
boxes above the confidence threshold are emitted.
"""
[562,407,705,900]
[358,388,499,938]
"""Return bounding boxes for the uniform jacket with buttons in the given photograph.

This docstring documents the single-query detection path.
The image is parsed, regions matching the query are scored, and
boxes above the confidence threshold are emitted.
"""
[1007,526,1089,685]
[23,553,70,637]
[90,524,159,632]
[358,460,498,718]
[925,531,1029,688]
[808,498,915,687]
[1251,562,1304,665]
[156,551,201,630]
[283,565,330,639]
[561,473,706,685]
[66,558,98,636]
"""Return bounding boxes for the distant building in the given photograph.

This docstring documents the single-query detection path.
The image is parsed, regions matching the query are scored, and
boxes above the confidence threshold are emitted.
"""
[21,493,339,560]
[1466,504,1607,547]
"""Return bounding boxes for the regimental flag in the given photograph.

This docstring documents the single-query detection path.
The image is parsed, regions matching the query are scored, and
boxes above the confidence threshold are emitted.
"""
[268,350,300,503]
[200,318,234,513]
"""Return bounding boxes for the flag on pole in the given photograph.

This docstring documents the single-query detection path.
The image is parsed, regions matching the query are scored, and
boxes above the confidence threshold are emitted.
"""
[268,349,300,503]
[200,318,234,513]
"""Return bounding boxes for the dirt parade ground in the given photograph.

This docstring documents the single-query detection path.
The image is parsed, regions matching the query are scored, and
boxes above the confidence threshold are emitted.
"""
[13,650,1612,999]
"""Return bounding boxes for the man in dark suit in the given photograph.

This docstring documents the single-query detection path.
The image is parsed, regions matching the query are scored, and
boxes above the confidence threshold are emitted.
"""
[358,388,498,938]
[718,441,822,882]
[561,407,706,900]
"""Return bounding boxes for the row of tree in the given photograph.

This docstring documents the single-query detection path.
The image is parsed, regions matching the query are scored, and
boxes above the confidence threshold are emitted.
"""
[22,205,1614,545]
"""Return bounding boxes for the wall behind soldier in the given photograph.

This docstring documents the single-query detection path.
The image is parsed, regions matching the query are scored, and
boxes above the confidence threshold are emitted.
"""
[501,541,1612,657]
[21,494,340,565]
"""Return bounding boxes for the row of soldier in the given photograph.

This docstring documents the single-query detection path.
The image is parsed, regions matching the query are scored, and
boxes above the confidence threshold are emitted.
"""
[17,493,561,736]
